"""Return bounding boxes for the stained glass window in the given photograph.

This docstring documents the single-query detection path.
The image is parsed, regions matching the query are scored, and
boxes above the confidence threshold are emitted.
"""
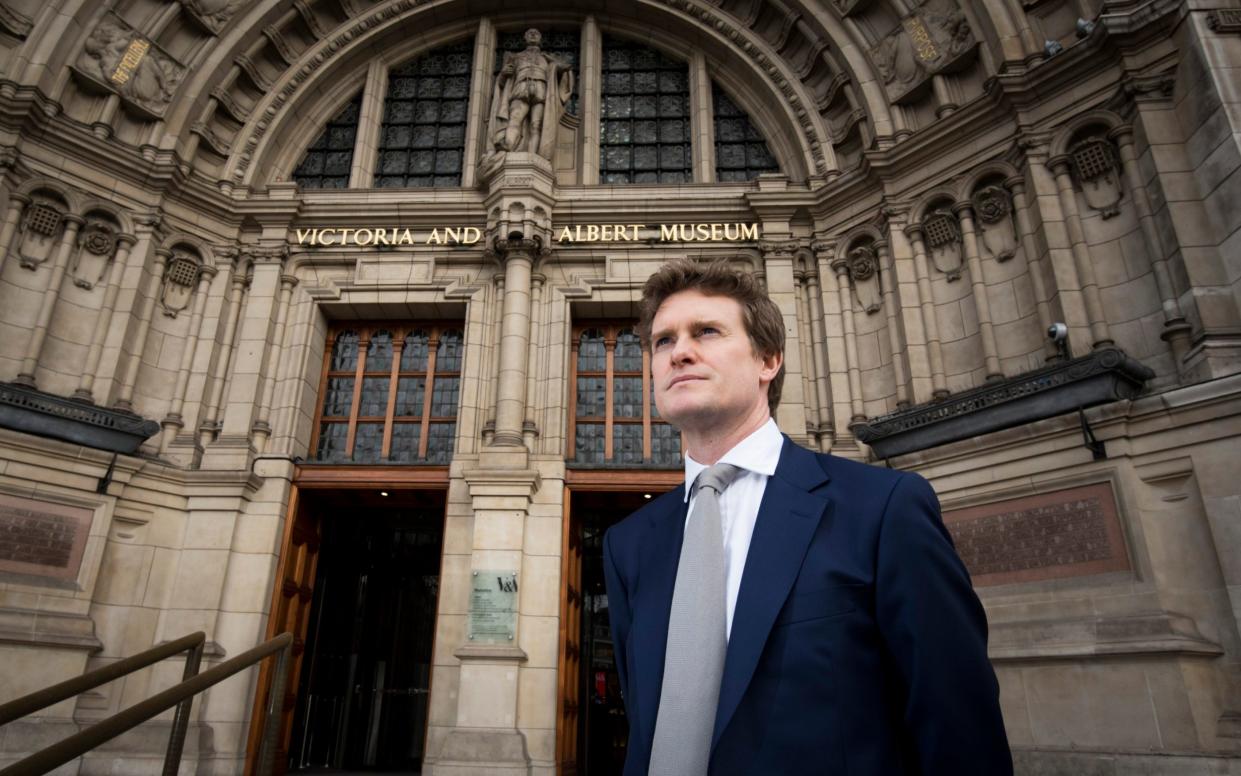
[712,83,779,181]
[375,39,475,188]
[495,29,580,116]
[313,323,464,464]
[570,324,681,467]
[293,92,362,189]
[599,37,691,184]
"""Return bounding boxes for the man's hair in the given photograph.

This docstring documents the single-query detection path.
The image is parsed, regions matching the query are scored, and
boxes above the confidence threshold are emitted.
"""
[637,258,785,415]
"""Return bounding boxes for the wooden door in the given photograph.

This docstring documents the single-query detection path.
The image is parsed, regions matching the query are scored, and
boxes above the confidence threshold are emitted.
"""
[245,487,323,776]
[556,489,583,775]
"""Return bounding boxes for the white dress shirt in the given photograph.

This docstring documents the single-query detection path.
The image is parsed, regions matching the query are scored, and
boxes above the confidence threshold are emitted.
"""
[683,418,783,639]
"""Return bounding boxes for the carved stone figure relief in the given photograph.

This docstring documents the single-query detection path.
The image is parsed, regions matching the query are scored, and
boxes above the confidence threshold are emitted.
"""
[922,209,964,281]
[848,243,883,313]
[867,0,977,103]
[178,0,246,35]
[161,249,200,318]
[17,197,65,271]
[481,29,574,176]
[1069,138,1123,219]
[71,218,119,290]
[73,12,186,119]
[972,185,1018,262]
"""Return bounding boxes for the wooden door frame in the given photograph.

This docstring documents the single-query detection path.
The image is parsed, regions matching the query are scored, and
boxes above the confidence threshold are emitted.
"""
[245,466,450,775]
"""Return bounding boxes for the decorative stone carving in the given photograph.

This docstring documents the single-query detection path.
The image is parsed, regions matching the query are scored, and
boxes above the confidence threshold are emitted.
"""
[921,209,964,281]
[481,29,574,175]
[972,185,1018,262]
[1069,138,1123,219]
[868,0,976,103]
[17,197,65,271]
[1207,9,1241,33]
[178,0,246,35]
[0,3,33,39]
[847,243,883,313]
[161,249,200,318]
[72,12,186,120]
[71,218,119,290]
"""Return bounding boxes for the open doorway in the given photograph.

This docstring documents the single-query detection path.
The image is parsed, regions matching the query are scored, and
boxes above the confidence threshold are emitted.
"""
[287,489,445,775]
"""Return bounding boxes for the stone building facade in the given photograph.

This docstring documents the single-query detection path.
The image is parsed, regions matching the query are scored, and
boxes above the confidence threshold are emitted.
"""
[0,0,1239,774]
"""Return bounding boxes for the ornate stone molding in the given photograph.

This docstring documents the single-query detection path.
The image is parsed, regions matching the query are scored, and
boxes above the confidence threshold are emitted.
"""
[178,0,246,35]
[1207,10,1241,33]
[0,4,33,39]
[71,12,186,120]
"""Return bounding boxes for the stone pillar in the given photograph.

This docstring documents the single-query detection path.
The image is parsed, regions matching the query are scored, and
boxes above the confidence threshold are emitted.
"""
[690,50,715,183]
[793,268,821,435]
[15,214,83,387]
[1111,125,1192,365]
[523,273,545,451]
[904,224,949,397]
[348,59,389,189]
[74,233,136,401]
[252,273,298,453]
[884,212,933,404]
[953,202,1004,379]
[0,192,29,275]
[1048,155,1114,349]
[874,239,911,406]
[804,267,832,449]
[812,240,856,449]
[491,239,534,448]
[1007,176,1058,362]
[579,16,602,185]
[461,18,497,189]
[161,264,217,452]
[760,239,810,442]
[830,252,866,426]
[199,257,249,449]
[112,247,169,412]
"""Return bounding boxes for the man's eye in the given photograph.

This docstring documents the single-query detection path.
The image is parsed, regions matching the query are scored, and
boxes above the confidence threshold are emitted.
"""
[698,327,719,336]
[654,336,673,349]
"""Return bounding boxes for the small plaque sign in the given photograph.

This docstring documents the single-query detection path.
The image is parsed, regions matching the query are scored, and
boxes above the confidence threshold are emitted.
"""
[468,569,519,643]
[0,494,93,582]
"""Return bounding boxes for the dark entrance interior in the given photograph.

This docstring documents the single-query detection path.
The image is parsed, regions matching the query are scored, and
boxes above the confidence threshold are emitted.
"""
[288,489,445,774]
[570,489,659,776]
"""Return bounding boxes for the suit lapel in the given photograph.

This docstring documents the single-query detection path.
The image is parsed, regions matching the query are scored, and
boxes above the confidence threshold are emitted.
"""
[712,438,832,749]
[632,487,689,754]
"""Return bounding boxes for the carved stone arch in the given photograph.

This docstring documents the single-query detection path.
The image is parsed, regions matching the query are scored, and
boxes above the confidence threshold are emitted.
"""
[910,186,959,224]
[16,178,82,214]
[962,162,1021,263]
[162,232,220,268]
[911,189,964,281]
[76,199,134,234]
[960,160,1021,197]
[1048,109,1126,158]
[12,182,75,272]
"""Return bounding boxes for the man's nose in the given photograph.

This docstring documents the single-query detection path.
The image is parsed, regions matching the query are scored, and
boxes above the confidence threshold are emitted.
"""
[669,333,697,364]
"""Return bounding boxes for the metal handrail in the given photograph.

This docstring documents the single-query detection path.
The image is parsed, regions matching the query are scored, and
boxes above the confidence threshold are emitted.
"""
[0,631,293,776]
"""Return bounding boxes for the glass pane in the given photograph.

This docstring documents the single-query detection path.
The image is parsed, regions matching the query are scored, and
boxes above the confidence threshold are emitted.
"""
[367,330,393,371]
[293,92,362,189]
[374,39,475,187]
[390,422,422,462]
[575,423,605,463]
[614,329,642,372]
[395,377,426,416]
[613,423,643,465]
[600,36,691,184]
[576,376,606,417]
[321,377,354,417]
[652,422,681,466]
[613,376,643,418]
[315,422,349,461]
[401,331,430,371]
[577,330,605,372]
[426,422,456,464]
[330,331,359,370]
[712,83,779,180]
[431,376,460,417]
[360,377,389,416]
[437,329,464,371]
[353,423,384,462]
[650,382,660,418]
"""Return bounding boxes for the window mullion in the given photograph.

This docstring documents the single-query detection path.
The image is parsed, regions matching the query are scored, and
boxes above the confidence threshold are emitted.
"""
[349,60,389,188]
[580,16,602,185]
[568,334,580,459]
[419,329,440,459]
[309,332,336,456]
[604,329,615,460]
[461,18,497,188]
[690,51,714,183]
[346,328,369,458]
[382,333,403,459]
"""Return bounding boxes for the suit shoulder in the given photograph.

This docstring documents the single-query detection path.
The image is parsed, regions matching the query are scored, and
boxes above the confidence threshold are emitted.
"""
[819,452,910,488]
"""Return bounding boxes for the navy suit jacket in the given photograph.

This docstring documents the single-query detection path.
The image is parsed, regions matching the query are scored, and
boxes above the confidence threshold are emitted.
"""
[602,436,1012,775]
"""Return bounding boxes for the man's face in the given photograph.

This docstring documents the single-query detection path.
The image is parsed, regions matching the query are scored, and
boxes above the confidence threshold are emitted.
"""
[649,289,781,433]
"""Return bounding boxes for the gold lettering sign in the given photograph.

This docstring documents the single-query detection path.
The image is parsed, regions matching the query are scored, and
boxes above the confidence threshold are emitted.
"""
[111,38,150,85]
[903,17,938,62]
[291,223,762,246]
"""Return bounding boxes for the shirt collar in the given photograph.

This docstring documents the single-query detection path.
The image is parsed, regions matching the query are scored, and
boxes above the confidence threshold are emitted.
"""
[683,418,783,501]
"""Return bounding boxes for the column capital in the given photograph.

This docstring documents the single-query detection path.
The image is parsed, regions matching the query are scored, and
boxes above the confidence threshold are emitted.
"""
[199,264,220,282]
[1047,154,1074,175]
[1107,124,1136,146]
[115,232,138,248]
[60,213,85,229]
[903,221,924,240]
[758,238,799,260]
[279,273,299,289]
[950,201,974,218]
[809,238,836,260]
[530,272,547,287]
[250,245,289,265]
[1003,174,1027,193]
[489,235,546,261]
[8,192,30,206]
[135,210,164,235]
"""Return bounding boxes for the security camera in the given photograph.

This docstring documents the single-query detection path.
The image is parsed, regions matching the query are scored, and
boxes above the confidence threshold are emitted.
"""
[1047,323,1068,343]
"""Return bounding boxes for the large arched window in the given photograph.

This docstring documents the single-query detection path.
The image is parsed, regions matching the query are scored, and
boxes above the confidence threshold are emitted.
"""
[292,92,362,189]
[599,37,691,184]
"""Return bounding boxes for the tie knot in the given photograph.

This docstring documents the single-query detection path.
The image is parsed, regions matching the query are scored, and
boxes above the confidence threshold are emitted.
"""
[693,463,743,497]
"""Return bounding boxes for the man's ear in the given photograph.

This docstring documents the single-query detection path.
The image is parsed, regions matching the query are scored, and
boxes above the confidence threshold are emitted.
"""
[758,350,783,385]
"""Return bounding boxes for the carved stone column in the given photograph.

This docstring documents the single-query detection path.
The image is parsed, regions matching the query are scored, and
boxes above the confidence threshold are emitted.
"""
[830,251,866,426]
[874,239,911,406]
[161,264,217,454]
[74,233,136,401]
[1048,155,1114,349]
[523,273,545,451]
[793,268,821,437]
[198,256,249,449]
[112,247,170,412]
[804,267,832,449]
[491,237,537,448]
[252,273,299,453]
[953,201,1004,379]
[904,223,949,397]
[16,214,83,387]
[1110,125,1192,366]
[759,238,810,442]
[1006,176,1058,362]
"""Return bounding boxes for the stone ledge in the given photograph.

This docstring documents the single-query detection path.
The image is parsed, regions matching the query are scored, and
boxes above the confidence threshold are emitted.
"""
[0,382,159,455]
[0,606,101,652]
[989,611,1223,662]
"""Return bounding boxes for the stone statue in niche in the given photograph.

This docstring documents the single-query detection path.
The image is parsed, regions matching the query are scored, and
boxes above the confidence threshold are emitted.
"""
[161,250,200,318]
[17,198,65,271]
[867,0,976,103]
[972,185,1018,262]
[74,12,186,118]
[922,209,964,281]
[71,219,118,290]
[1070,138,1123,219]
[481,29,573,174]
[848,244,883,314]
[178,0,246,35]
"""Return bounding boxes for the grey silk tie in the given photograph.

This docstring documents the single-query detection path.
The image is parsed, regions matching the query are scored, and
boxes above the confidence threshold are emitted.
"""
[649,462,744,776]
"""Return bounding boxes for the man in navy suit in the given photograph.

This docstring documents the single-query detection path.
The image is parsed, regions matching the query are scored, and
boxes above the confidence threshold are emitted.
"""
[603,259,1012,775]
